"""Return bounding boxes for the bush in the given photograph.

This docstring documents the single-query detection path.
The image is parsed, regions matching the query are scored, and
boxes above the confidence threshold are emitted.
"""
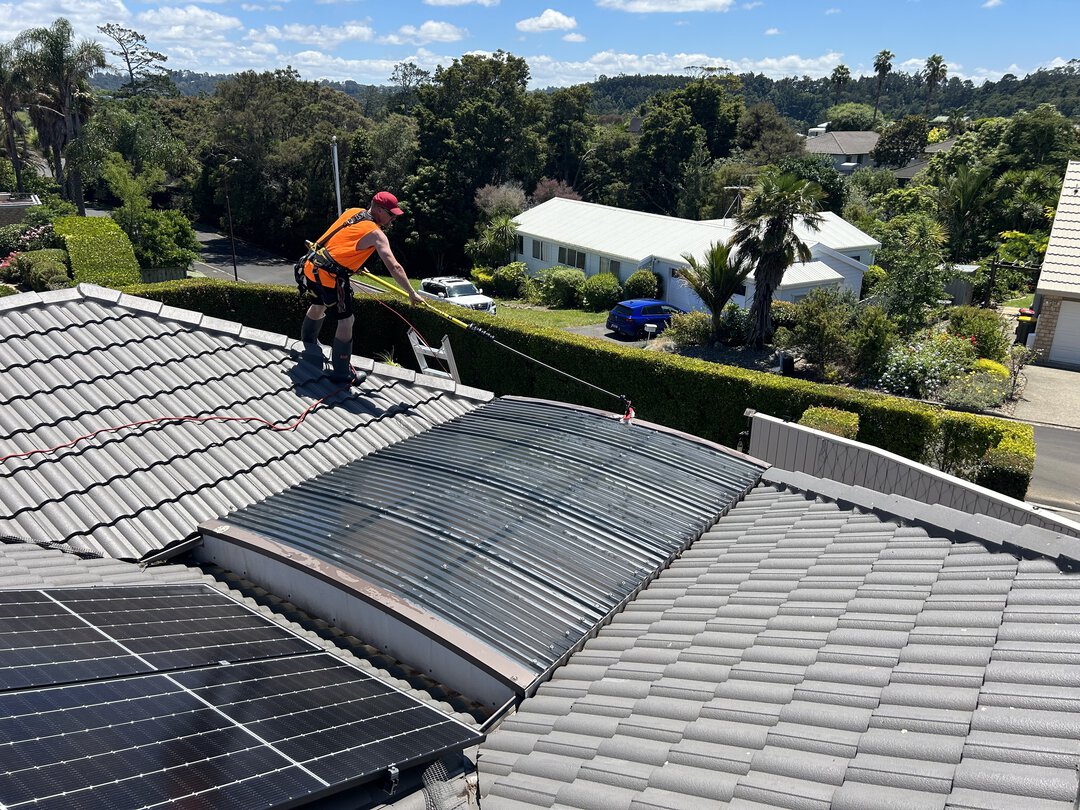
[581,273,623,311]
[54,216,140,288]
[717,304,751,345]
[11,249,70,291]
[535,266,585,308]
[492,262,531,299]
[665,311,713,347]
[124,208,199,269]
[0,223,60,256]
[799,406,859,439]
[861,264,887,298]
[849,305,897,379]
[936,372,1007,412]
[470,268,494,292]
[771,300,799,330]
[623,268,658,300]
[792,287,856,369]
[973,358,1010,381]
[879,331,976,399]
[975,424,1035,499]
[0,285,17,298]
[0,252,19,283]
[947,306,1010,362]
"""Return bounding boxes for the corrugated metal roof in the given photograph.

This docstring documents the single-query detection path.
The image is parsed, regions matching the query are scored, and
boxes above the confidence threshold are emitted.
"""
[480,482,1080,809]
[512,199,878,267]
[765,260,843,288]
[0,285,490,561]
[210,397,766,692]
[1038,159,1080,296]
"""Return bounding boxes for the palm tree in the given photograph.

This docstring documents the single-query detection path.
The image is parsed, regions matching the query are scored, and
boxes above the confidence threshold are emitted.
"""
[923,54,947,116]
[733,170,825,349]
[677,239,752,341]
[872,49,893,126]
[936,164,992,260]
[830,64,851,104]
[15,18,105,213]
[0,42,30,193]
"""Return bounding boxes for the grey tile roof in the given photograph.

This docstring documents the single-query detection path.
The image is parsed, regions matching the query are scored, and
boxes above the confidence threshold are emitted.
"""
[0,285,490,561]
[803,131,880,157]
[479,483,1080,810]
[1038,159,1080,296]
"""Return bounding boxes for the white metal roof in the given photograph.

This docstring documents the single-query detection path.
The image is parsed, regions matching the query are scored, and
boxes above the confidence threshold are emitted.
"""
[1038,160,1080,297]
[751,260,844,289]
[513,198,878,267]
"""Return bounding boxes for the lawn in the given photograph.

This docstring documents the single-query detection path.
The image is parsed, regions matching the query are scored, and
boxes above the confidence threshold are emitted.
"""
[495,301,608,330]
[1002,292,1034,308]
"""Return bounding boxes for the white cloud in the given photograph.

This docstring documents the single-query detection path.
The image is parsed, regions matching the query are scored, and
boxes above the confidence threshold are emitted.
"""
[825,7,841,14]
[516,9,577,33]
[764,27,780,35]
[424,0,498,5]
[596,0,735,11]
[137,6,244,47]
[0,0,131,43]
[250,20,375,49]
[743,1,763,8]
[982,0,1003,6]
[241,3,285,10]
[563,32,586,42]
[381,20,467,45]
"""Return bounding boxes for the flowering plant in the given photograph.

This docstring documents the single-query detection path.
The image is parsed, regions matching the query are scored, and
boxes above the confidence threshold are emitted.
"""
[878,331,976,398]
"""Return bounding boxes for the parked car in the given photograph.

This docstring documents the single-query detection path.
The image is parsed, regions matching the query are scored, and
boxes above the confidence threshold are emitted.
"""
[418,276,496,315]
[606,299,686,339]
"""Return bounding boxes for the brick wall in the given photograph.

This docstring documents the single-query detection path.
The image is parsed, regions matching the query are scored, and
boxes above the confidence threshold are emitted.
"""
[1034,295,1062,357]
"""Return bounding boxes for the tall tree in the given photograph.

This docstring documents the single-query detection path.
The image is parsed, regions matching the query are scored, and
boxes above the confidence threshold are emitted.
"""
[677,239,753,341]
[733,170,824,348]
[935,163,992,260]
[872,49,894,126]
[96,23,171,97]
[830,64,851,104]
[16,18,106,213]
[923,54,948,115]
[0,42,30,193]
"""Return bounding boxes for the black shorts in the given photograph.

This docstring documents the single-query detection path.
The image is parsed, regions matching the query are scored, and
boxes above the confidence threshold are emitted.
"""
[307,268,353,318]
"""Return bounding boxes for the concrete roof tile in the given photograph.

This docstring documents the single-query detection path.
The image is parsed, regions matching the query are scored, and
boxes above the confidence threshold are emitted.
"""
[510,752,585,784]
[977,681,1080,713]
[569,693,637,719]
[667,738,755,774]
[486,772,560,806]
[846,751,955,793]
[890,662,987,688]
[952,758,1079,803]
[532,731,606,760]
[793,679,882,708]
[765,722,862,758]
[613,715,687,745]
[878,683,981,712]
[647,763,740,801]
[749,746,849,784]
[832,782,948,810]
[870,704,972,736]
[970,705,1080,739]
[857,727,965,763]
[944,787,1075,810]
[733,771,835,809]
[574,756,654,793]
[594,735,673,766]
[778,700,874,732]
[551,713,622,740]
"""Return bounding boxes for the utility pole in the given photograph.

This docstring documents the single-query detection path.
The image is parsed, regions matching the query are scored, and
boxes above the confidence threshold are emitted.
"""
[222,157,241,282]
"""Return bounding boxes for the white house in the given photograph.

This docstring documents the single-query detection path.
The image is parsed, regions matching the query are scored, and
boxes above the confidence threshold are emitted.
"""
[1033,159,1080,367]
[512,197,880,315]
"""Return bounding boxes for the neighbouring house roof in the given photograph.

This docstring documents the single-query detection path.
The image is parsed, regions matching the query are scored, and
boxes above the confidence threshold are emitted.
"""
[804,131,880,157]
[479,476,1080,810]
[1038,159,1080,297]
[514,199,879,272]
[0,285,491,561]
[749,260,843,289]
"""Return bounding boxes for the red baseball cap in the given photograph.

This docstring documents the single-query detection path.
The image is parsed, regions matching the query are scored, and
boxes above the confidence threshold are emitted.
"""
[372,191,404,216]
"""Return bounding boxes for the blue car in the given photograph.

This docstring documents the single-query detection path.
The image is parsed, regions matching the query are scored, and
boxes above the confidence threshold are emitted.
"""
[606,299,687,339]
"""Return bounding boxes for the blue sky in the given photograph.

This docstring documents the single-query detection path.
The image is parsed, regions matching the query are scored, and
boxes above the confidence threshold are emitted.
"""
[8,0,1080,89]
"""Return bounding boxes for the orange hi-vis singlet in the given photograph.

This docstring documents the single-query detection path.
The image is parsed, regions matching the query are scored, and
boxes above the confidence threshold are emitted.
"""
[303,208,380,289]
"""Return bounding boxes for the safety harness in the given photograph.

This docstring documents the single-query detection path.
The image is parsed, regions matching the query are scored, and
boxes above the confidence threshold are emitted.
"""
[294,209,374,296]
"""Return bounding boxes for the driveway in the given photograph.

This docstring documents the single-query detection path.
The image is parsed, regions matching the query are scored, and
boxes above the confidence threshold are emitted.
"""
[1012,364,1080,520]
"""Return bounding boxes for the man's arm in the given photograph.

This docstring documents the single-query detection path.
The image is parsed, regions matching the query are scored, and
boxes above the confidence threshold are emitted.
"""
[359,229,423,304]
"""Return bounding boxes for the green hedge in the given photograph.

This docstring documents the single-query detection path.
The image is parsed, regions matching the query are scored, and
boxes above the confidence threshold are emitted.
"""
[799,406,860,439]
[120,279,1034,498]
[55,216,140,288]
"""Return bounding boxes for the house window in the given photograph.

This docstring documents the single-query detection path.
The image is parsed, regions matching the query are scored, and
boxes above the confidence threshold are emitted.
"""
[735,284,746,297]
[599,257,621,276]
[516,235,524,256]
[532,239,547,261]
[558,246,586,270]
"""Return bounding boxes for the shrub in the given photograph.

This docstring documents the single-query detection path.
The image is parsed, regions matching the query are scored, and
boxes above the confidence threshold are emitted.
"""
[791,287,856,369]
[123,208,199,269]
[947,306,1010,362]
[879,331,976,399]
[623,268,658,300]
[0,251,19,283]
[492,262,531,299]
[799,406,859,439]
[936,372,1007,412]
[470,268,494,291]
[0,285,17,298]
[771,300,799,330]
[11,249,70,291]
[717,303,751,345]
[581,273,623,311]
[54,216,140,288]
[849,305,898,379]
[0,223,59,256]
[861,264,887,297]
[972,358,1010,381]
[536,266,585,308]
[974,424,1035,499]
[665,311,713,347]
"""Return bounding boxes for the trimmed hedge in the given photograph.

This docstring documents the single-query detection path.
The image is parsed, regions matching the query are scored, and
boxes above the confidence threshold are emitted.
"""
[54,216,140,288]
[799,406,859,439]
[14,248,70,291]
[120,279,1034,498]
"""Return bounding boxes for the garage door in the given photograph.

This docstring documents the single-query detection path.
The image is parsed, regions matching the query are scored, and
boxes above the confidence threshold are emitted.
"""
[1049,299,1080,366]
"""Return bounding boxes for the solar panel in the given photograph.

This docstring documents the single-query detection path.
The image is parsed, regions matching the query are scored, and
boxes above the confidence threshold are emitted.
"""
[0,584,483,809]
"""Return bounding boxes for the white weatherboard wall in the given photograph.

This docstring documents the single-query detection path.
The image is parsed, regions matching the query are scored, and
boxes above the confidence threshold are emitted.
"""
[748,412,1080,539]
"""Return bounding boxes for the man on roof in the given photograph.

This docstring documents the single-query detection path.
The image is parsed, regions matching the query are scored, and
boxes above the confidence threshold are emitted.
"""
[297,191,423,383]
